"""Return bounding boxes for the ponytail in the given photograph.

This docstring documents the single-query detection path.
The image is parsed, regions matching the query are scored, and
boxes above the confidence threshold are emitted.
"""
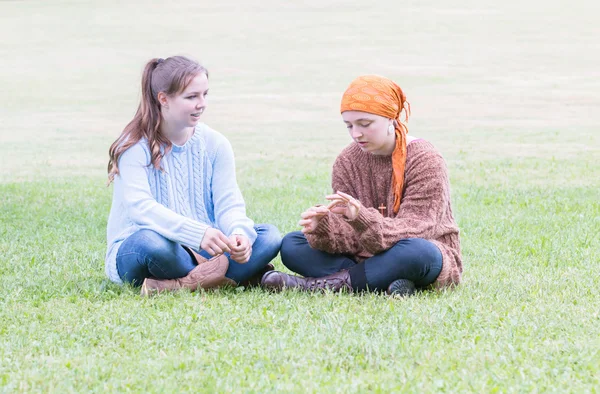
[107,56,206,184]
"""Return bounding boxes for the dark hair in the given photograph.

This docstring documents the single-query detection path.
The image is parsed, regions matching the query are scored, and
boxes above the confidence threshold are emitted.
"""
[107,56,208,183]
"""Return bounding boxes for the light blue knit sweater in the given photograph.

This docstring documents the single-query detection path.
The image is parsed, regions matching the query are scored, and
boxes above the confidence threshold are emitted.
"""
[105,123,257,283]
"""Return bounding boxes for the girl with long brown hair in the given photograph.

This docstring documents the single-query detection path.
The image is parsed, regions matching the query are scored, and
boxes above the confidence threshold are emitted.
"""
[106,56,281,295]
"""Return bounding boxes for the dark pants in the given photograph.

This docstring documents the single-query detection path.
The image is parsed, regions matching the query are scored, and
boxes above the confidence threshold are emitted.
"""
[116,224,281,286]
[280,231,442,292]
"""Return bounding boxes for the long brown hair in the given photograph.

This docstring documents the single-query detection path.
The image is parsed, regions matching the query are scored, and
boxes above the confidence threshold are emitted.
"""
[107,56,208,183]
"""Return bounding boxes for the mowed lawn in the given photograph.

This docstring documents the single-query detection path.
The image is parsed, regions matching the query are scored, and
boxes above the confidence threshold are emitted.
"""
[1,0,599,392]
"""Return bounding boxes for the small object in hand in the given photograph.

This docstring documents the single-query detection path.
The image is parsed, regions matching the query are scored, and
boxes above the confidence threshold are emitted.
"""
[378,203,386,216]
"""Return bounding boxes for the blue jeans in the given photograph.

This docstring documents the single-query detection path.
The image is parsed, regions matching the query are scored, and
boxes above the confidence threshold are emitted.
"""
[280,231,442,291]
[116,224,282,286]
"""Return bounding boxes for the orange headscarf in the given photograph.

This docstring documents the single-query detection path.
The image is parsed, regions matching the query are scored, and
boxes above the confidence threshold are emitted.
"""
[340,75,411,214]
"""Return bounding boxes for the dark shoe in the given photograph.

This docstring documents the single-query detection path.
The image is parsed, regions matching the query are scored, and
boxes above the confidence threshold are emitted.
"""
[260,271,308,292]
[386,279,416,297]
[240,263,275,288]
[261,270,352,293]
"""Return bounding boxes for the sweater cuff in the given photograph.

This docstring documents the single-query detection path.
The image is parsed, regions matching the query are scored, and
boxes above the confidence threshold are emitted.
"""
[312,213,333,236]
[347,207,376,233]
[230,227,258,245]
[180,219,210,250]
[230,227,246,236]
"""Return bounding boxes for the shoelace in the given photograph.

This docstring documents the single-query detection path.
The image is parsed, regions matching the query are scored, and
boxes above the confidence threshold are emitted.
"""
[307,278,346,290]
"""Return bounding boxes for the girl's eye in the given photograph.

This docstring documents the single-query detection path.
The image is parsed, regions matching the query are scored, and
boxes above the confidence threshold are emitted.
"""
[346,125,353,129]
[359,123,371,128]
[187,95,197,99]
[203,92,208,97]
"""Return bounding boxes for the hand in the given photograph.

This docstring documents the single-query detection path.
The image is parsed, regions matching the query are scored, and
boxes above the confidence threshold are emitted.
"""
[298,205,330,234]
[200,228,233,256]
[326,191,361,221]
[229,234,252,264]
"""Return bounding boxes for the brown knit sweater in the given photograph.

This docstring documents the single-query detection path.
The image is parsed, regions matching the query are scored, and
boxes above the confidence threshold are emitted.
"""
[306,139,462,288]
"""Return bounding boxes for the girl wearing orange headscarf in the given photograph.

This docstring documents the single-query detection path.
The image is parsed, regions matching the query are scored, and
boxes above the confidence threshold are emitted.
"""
[262,75,462,296]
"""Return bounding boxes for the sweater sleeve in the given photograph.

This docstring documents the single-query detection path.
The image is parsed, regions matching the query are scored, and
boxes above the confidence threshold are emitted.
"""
[118,144,208,249]
[211,137,257,244]
[305,155,365,255]
[347,147,451,255]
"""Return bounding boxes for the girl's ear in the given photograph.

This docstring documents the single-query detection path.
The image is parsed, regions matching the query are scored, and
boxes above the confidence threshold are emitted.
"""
[157,92,169,108]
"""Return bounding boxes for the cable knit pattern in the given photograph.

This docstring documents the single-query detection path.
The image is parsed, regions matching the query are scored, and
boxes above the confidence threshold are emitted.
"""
[306,140,462,288]
[203,155,215,222]
[105,123,257,284]
[172,152,191,218]
[158,169,170,208]
[192,140,210,224]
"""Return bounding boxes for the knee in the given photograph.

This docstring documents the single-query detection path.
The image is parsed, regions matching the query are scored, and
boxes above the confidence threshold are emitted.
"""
[256,224,282,254]
[281,231,303,258]
[411,238,441,262]
[134,229,175,260]
[280,231,306,270]
[397,238,442,268]
[394,238,442,286]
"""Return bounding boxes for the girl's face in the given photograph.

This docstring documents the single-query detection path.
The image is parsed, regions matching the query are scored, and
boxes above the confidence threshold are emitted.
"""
[342,111,395,155]
[161,72,209,129]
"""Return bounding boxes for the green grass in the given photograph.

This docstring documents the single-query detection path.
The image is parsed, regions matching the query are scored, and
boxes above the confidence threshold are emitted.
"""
[1,0,600,392]
[1,174,598,392]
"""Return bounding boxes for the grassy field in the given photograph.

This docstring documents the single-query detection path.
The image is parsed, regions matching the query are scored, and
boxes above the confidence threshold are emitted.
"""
[1,0,599,392]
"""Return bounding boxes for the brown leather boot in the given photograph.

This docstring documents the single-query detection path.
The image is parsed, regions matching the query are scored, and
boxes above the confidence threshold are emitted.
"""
[261,270,352,293]
[140,253,234,296]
